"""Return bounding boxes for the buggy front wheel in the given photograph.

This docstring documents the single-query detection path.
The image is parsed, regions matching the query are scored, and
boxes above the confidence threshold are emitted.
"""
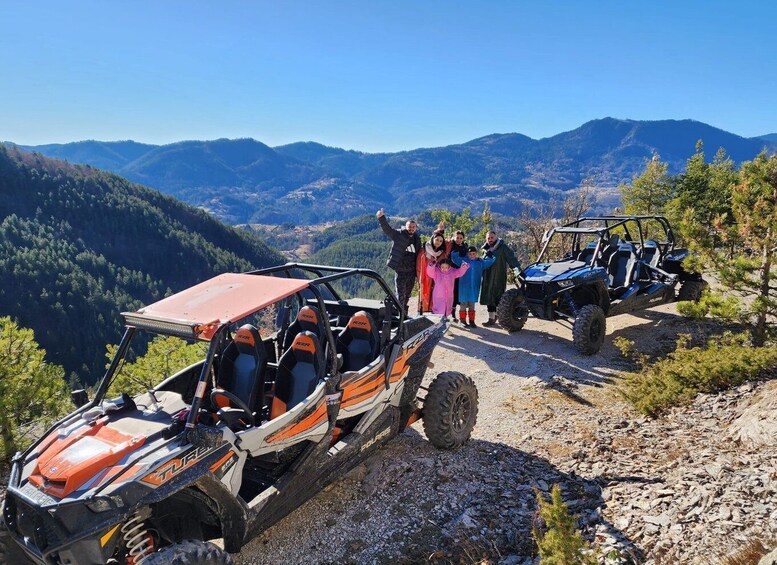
[497,288,529,332]
[572,304,606,355]
[144,540,233,565]
[423,372,479,450]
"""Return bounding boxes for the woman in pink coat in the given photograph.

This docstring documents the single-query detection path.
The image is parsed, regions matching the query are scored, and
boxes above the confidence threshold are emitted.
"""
[426,259,469,317]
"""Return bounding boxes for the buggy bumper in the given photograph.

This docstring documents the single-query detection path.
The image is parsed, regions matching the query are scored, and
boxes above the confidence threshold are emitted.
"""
[4,462,120,565]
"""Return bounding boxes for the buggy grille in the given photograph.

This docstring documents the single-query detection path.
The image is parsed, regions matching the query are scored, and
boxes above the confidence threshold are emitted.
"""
[524,282,545,302]
[5,494,50,551]
[5,489,64,553]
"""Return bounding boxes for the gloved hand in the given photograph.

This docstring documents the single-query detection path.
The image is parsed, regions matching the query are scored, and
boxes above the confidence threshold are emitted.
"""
[484,251,494,259]
[513,265,522,277]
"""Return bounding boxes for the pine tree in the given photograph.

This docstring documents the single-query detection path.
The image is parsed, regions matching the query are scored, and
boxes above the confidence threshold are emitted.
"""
[106,336,208,397]
[0,317,70,463]
[533,484,597,565]
[683,152,777,345]
[671,142,738,239]
[619,154,673,216]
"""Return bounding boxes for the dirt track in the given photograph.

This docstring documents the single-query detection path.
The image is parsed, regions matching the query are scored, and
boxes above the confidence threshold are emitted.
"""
[234,301,777,564]
[3,302,773,564]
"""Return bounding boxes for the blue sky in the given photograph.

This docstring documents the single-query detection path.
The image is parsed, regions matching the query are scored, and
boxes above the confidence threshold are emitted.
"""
[1,1,775,152]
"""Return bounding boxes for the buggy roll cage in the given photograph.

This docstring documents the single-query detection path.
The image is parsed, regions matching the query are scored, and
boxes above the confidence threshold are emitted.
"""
[535,216,676,267]
[17,264,406,458]
[139,264,404,433]
[187,263,406,432]
[564,216,675,246]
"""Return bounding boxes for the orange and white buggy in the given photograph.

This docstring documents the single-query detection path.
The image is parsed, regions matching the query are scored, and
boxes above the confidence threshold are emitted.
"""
[2,263,478,565]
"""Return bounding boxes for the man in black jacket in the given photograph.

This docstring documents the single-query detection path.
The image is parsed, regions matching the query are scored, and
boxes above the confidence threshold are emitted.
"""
[377,208,421,316]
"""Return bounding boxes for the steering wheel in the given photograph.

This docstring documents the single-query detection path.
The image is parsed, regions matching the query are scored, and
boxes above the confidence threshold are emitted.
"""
[210,389,255,427]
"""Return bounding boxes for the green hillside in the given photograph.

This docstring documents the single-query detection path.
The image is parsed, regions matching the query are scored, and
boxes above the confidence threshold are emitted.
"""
[0,145,285,386]
[308,215,390,299]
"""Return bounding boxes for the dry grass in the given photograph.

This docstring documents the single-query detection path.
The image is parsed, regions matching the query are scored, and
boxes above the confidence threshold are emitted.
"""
[544,440,577,459]
[500,393,524,415]
[609,434,641,451]
[573,426,597,443]
[415,537,500,564]
[717,538,775,565]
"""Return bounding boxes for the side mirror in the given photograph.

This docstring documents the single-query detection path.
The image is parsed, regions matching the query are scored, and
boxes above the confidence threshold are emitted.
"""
[72,389,89,408]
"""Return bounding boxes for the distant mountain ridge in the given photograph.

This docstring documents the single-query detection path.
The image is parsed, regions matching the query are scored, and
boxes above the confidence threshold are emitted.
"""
[24,140,158,170]
[15,118,776,224]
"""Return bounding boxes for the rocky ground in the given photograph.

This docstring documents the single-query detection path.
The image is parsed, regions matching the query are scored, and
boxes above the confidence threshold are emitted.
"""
[234,303,777,564]
[3,302,776,564]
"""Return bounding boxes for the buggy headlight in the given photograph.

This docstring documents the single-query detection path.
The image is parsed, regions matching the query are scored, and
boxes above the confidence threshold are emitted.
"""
[556,280,574,288]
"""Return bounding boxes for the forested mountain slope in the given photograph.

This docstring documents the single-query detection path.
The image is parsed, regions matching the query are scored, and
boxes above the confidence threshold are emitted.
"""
[0,144,285,386]
[17,118,774,224]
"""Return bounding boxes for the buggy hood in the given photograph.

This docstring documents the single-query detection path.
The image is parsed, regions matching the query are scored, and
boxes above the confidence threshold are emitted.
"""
[523,259,593,283]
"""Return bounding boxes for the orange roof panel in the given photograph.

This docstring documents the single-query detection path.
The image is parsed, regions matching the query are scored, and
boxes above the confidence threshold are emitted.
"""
[127,273,309,339]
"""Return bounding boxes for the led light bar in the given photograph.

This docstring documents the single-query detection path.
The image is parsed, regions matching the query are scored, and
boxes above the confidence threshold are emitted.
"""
[121,313,200,339]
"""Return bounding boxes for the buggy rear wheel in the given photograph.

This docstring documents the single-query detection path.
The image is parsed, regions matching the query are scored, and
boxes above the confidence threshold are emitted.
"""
[572,304,606,355]
[143,540,233,565]
[423,371,479,449]
[677,280,707,302]
[497,288,529,332]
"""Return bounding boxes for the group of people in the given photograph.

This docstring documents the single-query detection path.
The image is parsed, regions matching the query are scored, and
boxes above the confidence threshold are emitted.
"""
[377,209,519,327]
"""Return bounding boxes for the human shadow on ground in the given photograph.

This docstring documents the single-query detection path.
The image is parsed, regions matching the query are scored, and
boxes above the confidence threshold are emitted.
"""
[437,325,616,397]
[437,303,730,390]
[239,430,647,564]
[605,307,742,347]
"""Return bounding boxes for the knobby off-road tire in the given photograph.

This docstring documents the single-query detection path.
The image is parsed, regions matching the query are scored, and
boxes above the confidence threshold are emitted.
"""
[423,371,479,450]
[0,514,8,560]
[677,280,707,302]
[572,304,606,355]
[497,288,529,332]
[0,513,33,564]
[0,513,12,564]
[144,540,233,565]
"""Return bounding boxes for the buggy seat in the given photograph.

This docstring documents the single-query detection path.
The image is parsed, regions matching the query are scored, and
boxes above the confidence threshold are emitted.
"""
[213,324,267,418]
[283,305,326,351]
[271,331,325,419]
[576,241,598,264]
[607,243,638,297]
[336,311,380,372]
[639,239,660,268]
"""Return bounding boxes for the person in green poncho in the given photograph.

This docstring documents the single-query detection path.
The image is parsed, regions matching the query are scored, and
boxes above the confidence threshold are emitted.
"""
[479,230,520,327]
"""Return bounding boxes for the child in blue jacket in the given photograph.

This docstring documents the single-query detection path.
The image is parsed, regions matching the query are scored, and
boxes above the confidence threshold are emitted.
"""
[451,246,496,327]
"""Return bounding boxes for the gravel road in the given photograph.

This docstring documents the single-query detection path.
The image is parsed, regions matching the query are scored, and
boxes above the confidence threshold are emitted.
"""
[3,302,775,564]
[233,302,777,564]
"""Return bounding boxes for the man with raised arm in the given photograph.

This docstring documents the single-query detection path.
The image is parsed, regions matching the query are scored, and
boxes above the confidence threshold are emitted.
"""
[377,209,421,316]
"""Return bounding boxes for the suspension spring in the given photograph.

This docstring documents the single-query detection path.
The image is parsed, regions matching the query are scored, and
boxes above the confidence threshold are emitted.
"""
[566,295,580,317]
[121,512,155,564]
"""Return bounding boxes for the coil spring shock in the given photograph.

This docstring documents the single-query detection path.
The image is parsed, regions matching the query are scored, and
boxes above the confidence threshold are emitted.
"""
[121,512,155,564]
[566,294,580,317]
